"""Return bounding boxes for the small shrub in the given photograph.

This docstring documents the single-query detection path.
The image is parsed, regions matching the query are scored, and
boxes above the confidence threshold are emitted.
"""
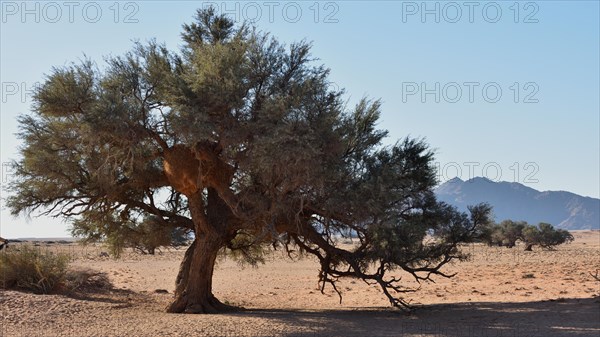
[0,246,70,294]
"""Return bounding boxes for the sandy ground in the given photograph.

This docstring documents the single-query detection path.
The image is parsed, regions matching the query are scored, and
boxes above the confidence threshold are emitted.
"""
[1,231,599,336]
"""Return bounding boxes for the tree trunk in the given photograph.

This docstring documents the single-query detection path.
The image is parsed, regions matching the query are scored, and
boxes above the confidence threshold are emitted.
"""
[166,235,235,313]
[166,191,237,314]
[524,243,533,251]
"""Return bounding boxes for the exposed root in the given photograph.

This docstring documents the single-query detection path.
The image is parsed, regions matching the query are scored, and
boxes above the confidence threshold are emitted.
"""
[167,293,242,314]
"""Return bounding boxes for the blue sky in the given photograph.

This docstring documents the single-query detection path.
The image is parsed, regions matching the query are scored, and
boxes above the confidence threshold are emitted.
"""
[1,1,599,238]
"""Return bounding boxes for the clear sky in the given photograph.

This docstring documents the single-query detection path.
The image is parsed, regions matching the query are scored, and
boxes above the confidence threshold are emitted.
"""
[1,1,598,238]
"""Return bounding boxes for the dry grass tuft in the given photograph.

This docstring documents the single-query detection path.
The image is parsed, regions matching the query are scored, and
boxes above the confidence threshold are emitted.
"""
[0,246,70,293]
[1,246,111,294]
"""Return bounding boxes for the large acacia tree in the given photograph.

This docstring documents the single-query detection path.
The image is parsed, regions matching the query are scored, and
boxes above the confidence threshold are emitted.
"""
[8,9,491,313]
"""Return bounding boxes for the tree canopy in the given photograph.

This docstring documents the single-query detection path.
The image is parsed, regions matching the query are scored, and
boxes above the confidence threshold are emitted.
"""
[479,220,573,251]
[521,222,574,251]
[8,8,492,313]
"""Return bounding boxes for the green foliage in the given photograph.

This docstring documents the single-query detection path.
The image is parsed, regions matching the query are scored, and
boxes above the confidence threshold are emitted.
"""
[520,224,539,246]
[522,222,574,250]
[220,231,271,267]
[478,220,526,247]
[478,222,499,246]
[181,7,235,45]
[479,220,573,250]
[0,246,70,293]
[498,220,527,248]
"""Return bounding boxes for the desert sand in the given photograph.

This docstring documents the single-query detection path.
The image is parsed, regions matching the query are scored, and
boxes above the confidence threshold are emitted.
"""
[1,231,599,336]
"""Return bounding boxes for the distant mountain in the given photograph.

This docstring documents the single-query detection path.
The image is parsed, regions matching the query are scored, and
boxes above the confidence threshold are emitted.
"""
[434,177,600,230]
[11,237,75,242]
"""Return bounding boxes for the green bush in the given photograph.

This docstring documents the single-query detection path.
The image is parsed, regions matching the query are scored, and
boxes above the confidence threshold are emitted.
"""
[479,220,574,250]
[478,220,526,247]
[0,246,70,294]
[522,222,574,250]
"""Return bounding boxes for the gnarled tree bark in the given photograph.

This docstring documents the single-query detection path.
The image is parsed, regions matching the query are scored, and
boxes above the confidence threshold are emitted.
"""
[166,234,234,313]
[165,185,238,313]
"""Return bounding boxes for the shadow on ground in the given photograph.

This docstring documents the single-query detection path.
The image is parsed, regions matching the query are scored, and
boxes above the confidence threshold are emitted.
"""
[232,297,600,337]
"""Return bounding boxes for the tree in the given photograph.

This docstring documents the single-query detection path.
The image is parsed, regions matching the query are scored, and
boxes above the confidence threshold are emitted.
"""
[479,220,573,251]
[7,8,492,313]
[521,223,574,251]
[477,222,501,246]
[498,220,527,248]
[478,220,526,248]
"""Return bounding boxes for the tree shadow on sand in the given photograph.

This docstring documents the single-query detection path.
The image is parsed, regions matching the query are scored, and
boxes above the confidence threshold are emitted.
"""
[62,270,146,307]
[230,297,600,337]
[64,285,142,307]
